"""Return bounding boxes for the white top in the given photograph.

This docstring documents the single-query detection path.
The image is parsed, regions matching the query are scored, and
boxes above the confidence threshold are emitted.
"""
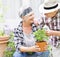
[23,32,36,47]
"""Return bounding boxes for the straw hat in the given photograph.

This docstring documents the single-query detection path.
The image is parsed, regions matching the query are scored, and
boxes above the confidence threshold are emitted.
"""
[39,0,60,13]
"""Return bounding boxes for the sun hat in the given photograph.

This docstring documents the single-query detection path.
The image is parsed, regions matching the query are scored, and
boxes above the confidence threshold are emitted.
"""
[39,0,60,13]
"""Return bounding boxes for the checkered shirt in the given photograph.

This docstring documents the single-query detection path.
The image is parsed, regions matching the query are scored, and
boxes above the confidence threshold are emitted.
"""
[40,9,60,47]
[14,21,38,50]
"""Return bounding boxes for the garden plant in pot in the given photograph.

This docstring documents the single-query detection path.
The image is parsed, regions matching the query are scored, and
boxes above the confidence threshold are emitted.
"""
[33,29,48,52]
[0,28,9,57]
[4,32,15,57]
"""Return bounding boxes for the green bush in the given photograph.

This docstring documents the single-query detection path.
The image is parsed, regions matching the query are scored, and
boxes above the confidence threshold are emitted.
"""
[0,28,4,36]
[4,32,15,57]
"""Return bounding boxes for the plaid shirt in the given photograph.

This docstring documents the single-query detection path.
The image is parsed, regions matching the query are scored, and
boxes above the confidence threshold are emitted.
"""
[40,9,60,47]
[14,21,38,50]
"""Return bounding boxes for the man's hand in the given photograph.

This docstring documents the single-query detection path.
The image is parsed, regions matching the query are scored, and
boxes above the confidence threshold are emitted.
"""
[46,30,51,36]
[46,30,60,36]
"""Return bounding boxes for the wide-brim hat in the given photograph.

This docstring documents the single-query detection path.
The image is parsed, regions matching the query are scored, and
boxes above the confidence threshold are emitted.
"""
[39,0,60,13]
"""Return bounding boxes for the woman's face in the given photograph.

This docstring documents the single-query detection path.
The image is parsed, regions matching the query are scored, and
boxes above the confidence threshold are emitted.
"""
[22,12,34,24]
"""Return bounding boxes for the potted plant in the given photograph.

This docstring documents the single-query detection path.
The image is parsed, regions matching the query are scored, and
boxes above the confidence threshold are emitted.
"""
[33,29,48,52]
[0,28,9,57]
[4,32,15,57]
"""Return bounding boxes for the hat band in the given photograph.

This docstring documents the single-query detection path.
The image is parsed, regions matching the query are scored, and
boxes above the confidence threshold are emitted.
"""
[44,4,58,10]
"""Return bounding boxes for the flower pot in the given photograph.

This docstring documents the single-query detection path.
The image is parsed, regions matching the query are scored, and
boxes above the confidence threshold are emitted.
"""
[0,36,9,57]
[36,41,47,52]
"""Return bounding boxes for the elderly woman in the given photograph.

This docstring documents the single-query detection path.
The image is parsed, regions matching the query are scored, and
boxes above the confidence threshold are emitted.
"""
[13,6,49,57]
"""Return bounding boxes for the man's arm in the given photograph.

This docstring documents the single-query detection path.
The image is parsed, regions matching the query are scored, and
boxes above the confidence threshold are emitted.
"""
[46,30,60,36]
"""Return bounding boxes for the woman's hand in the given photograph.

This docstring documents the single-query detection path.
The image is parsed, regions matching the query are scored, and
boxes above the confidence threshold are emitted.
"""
[44,45,48,51]
[30,45,48,52]
[30,45,41,52]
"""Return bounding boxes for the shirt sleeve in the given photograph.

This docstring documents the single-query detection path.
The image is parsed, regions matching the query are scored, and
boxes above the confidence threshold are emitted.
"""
[34,18,44,29]
[14,28,23,49]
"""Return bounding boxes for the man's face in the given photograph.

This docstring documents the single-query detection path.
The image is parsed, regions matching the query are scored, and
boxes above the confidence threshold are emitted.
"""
[45,10,58,18]
[22,12,34,24]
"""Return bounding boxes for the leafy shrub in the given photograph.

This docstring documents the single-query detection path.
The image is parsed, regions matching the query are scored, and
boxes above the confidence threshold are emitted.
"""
[33,29,48,42]
[4,32,15,57]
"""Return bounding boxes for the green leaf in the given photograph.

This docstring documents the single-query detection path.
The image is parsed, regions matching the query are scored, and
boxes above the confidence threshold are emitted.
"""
[33,29,48,41]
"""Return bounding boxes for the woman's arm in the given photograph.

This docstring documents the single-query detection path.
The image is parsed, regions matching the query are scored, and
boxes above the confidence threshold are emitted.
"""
[14,28,40,52]
[19,45,40,52]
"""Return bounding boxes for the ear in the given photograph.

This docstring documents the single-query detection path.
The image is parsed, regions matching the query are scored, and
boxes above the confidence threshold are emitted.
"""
[21,16,25,19]
[22,16,26,22]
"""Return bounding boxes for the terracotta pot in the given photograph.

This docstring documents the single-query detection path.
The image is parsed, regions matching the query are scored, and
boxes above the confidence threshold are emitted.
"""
[36,41,47,52]
[0,36,9,57]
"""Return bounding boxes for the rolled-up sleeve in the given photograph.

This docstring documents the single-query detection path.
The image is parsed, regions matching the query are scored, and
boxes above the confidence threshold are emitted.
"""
[14,28,23,49]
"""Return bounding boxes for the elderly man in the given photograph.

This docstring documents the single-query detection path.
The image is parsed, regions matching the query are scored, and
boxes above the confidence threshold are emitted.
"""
[38,0,60,57]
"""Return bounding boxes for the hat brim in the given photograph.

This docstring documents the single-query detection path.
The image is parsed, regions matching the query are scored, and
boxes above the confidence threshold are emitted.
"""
[39,3,60,13]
